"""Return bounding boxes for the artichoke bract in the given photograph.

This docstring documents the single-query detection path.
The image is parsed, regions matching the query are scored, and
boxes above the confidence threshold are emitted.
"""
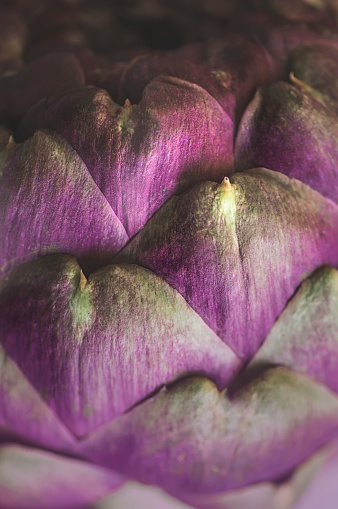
[1,1,338,509]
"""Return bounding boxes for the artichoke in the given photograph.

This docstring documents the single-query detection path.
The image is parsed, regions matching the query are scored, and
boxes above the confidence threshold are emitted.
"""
[1,1,338,508]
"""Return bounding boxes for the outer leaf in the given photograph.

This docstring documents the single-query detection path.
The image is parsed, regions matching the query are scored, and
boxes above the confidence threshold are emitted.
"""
[234,82,338,203]
[81,367,338,494]
[0,130,128,275]
[202,34,274,123]
[116,169,338,360]
[0,445,123,509]
[0,254,240,437]
[183,439,338,509]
